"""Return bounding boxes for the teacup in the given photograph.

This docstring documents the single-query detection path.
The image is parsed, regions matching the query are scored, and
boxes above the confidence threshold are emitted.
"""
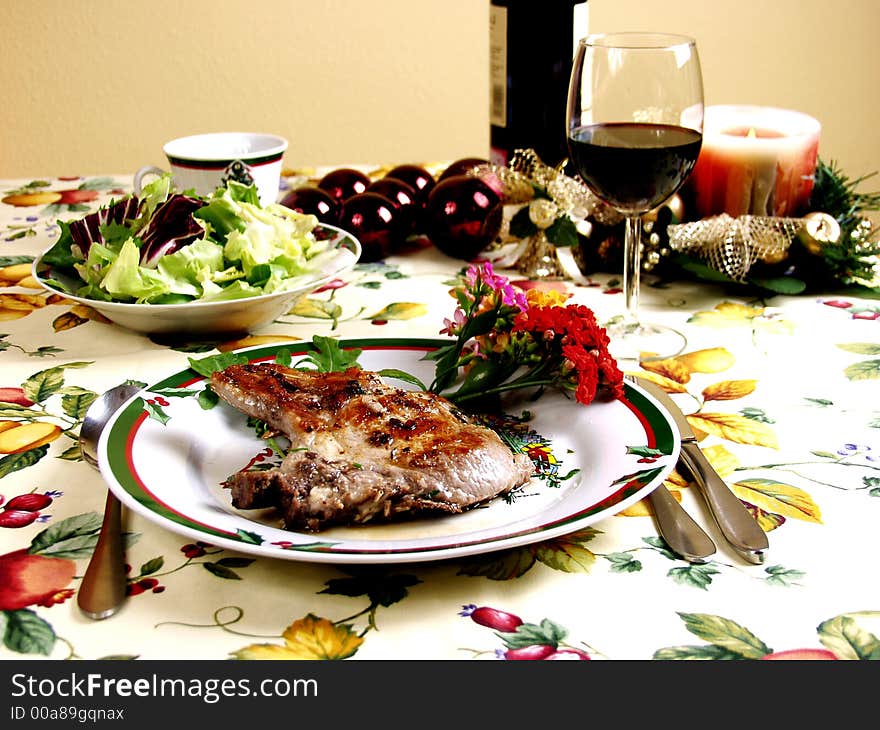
[134,132,288,206]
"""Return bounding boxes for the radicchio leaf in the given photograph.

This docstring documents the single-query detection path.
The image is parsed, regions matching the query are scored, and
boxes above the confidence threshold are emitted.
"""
[138,194,206,267]
[67,196,141,259]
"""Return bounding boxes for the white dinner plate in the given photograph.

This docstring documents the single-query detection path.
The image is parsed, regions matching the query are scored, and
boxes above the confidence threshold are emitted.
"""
[98,338,681,563]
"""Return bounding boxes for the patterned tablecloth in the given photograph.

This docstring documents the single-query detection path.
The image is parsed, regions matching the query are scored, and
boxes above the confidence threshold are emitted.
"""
[0,171,878,663]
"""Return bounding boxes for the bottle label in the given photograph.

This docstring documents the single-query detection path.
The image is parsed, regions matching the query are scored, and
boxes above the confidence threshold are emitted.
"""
[489,5,507,128]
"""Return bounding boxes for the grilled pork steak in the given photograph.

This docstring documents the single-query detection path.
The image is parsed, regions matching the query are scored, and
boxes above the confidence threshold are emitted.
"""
[209,363,534,531]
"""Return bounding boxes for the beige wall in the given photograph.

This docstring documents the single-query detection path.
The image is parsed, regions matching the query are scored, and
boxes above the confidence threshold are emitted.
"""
[3,0,879,187]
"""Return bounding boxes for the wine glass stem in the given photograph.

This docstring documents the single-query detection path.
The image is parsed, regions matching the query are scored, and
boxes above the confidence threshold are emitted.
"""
[623,214,642,325]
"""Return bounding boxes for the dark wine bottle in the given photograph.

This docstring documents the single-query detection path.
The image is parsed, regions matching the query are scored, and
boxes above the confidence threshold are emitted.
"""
[489,0,589,168]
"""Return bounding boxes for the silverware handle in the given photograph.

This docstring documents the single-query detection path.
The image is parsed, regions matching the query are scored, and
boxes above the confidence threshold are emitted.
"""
[680,441,769,554]
[648,485,716,563]
[77,492,127,620]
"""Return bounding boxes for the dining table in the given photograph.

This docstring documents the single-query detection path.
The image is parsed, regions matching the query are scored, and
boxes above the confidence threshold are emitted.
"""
[0,162,878,676]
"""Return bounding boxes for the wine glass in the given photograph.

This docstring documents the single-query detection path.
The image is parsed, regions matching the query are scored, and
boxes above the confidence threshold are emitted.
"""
[566,32,704,362]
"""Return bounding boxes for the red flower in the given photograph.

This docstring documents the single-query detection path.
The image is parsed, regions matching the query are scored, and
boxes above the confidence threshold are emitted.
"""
[562,343,599,403]
[514,303,608,348]
[0,387,34,407]
[545,648,591,660]
[513,304,623,404]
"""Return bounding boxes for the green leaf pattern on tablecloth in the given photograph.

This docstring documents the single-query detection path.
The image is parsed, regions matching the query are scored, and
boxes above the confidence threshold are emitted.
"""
[3,609,56,656]
[2,174,879,660]
[0,446,49,478]
[651,611,880,660]
[0,331,874,657]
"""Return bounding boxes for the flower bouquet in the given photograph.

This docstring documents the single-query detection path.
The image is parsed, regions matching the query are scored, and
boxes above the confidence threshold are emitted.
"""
[427,262,624,408]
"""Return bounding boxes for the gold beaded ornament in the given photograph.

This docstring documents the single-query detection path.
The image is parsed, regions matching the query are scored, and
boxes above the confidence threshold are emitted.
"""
[666,211,841,281]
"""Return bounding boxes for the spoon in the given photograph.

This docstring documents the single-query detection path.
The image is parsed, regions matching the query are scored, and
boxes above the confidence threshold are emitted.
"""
[77,382,141,620]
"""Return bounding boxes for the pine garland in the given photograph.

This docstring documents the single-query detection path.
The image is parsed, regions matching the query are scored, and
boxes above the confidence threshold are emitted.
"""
[812,158,880,222]
[807,158,880,290]
[656,157,880,296]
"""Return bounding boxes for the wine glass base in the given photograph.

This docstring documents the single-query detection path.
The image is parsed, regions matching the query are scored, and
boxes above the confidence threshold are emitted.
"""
[604,319,687,364]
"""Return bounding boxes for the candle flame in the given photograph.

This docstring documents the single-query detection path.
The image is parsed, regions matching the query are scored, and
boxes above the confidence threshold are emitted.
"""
[747,127,757,139]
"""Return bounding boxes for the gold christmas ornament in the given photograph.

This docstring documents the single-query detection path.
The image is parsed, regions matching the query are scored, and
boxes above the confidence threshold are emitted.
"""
[640,221,670,273]
[643,194,681,223]
[799,211,842,254]
[760,248,789,265]
[665,194,686,223]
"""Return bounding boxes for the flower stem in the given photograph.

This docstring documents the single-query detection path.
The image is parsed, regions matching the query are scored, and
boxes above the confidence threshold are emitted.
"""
[450,376,559,405]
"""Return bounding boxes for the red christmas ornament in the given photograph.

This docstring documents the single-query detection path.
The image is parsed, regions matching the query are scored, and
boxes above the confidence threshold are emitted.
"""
[339,192,405,262]
[367,177,421,234]
[279,185,341,225]
[438,157,488,182]
[384,164,436,206]
[317,168,370,203]
[424,175,503,260]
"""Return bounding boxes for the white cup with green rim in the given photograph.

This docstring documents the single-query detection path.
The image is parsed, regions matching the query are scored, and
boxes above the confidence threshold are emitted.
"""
[134,132,288,206]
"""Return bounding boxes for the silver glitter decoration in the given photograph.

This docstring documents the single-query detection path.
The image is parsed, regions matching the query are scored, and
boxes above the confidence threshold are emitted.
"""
[667,214,804,281]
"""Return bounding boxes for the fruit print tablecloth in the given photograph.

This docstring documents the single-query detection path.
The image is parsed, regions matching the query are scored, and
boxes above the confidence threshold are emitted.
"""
[1,171,879,662]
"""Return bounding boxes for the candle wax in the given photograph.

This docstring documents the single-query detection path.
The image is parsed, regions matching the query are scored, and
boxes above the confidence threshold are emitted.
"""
[686,106,821,219]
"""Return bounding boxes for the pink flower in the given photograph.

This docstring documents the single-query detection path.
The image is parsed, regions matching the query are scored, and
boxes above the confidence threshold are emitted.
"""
[465,262,527,311]
[439,308,468,336]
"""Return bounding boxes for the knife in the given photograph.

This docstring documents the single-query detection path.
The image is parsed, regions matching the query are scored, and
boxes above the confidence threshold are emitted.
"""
[631,376,769,564]
[648,484,716,563]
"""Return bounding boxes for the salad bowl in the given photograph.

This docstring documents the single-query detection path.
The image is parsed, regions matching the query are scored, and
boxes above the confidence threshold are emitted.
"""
[33,223,360,337]
[31,178,361,338]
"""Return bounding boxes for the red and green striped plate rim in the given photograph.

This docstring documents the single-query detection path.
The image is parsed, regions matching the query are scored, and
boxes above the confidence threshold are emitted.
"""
[103,338,678,561]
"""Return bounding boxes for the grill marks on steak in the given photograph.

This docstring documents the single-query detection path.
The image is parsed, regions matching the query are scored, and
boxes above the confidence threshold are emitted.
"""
[209,363,534,531]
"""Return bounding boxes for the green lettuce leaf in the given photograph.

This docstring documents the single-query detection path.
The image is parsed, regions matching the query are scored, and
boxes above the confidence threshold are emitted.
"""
[99,239,169,302]
[156,238,227,297]
[41,176,333,305]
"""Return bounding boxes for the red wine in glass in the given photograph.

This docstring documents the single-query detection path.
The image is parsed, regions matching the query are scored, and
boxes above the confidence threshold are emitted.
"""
[568,122,702,213]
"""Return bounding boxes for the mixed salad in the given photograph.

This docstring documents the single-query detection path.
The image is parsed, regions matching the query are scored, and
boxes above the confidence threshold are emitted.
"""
[38,176,339,304]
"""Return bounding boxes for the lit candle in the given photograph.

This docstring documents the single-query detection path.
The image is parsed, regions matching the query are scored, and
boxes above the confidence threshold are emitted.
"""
[687,105,821,218]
